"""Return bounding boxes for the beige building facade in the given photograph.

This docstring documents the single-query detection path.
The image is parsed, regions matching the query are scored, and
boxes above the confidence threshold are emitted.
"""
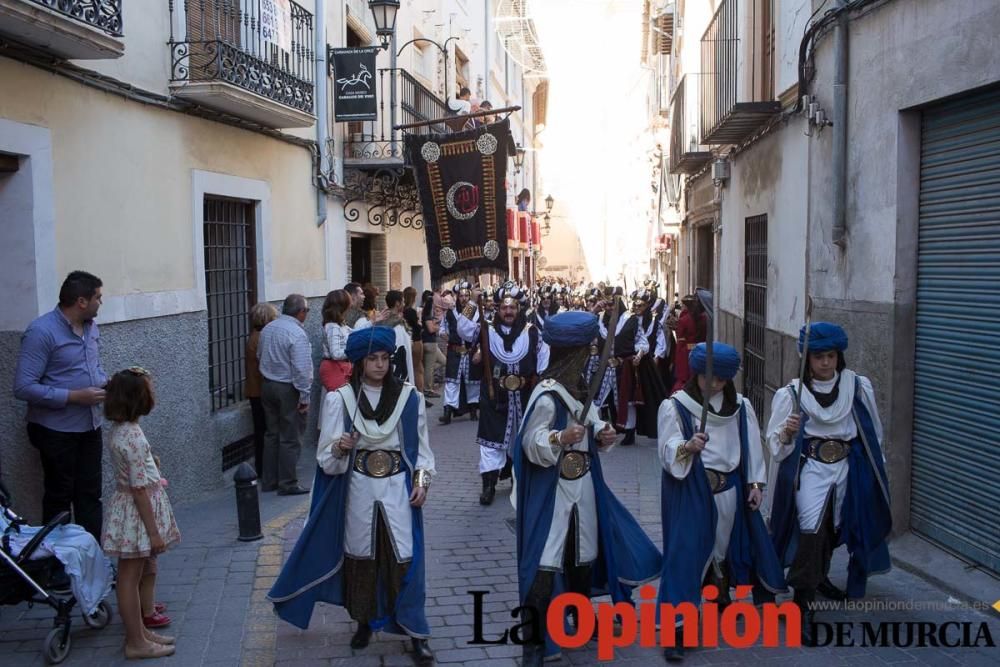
[0,0,547,515]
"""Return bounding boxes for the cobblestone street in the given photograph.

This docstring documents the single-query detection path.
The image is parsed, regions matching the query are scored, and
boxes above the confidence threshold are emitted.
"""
[3,412,997,666]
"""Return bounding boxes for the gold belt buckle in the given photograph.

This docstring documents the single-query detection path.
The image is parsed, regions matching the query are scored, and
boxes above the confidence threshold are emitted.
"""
[608,357,621,368]
[502,375,524,391]
[366,451,394,477]
[817,440,848,464]
[589,344,599,356]
[705,469,726,493]
[560,452,588,480]
[456,347,468,356]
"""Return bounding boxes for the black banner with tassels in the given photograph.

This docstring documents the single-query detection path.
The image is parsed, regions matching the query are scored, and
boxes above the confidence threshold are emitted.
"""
[405,120,514,281]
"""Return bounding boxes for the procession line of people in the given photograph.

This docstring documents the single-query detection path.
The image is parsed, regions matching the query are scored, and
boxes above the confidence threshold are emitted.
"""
[266,276,890,666]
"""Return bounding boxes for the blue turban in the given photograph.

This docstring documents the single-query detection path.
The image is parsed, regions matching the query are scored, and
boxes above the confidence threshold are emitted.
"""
[345,326,396,363]
[798,322,848,354]
[543,312,599,348]
[689,342,741,381]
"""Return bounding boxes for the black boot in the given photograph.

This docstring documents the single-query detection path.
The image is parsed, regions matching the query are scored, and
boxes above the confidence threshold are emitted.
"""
[411,637,434,664]
[621,428,636,446]
[663,626,685,662]
[498,457,513,481]
[522,572,553,667]
[817,577,847,601]
[469,405,478,421]
[794,588,817,646]
[438,405,452,425]
[479,472,498,505]
[350,622,372,649]
[704,563,732,609]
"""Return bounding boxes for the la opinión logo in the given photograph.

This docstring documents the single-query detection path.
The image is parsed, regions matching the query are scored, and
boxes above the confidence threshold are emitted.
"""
[469,584,801,660]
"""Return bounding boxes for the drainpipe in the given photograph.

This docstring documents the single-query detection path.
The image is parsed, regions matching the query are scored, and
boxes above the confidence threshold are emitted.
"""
[484,0,490,100]
[315,0,329,226]
[831,0,848,247]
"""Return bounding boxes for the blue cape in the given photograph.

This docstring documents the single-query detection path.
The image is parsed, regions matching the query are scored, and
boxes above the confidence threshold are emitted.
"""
[657,397,787,616]
[512,386,662,658]
[770,376,891,598]
[267,389,429,637]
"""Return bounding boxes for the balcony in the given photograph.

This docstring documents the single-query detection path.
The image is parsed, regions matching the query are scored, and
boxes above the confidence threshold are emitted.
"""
[700,0,780,145]
[669,74,712,175]
[0,0,124,59]
[343,68,449,167]
[168,0,315,128]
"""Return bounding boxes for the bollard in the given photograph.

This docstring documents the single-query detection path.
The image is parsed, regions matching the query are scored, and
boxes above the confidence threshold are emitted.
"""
[233,462,263,542]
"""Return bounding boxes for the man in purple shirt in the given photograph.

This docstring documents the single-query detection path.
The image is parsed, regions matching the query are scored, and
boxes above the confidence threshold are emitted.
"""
[13,271,109,539]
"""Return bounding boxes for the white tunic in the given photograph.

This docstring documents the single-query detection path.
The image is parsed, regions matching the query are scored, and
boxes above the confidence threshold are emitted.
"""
[316,383,435,561]
[515,382,610,570]
[765,370,882,532]
[658,391,765,568]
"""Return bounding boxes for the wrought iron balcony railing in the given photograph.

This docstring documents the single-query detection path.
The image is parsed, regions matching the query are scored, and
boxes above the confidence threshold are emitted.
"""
[168,0,314,117]
[699,0,779,145]
[343,68,449,165]
[669,74,712,175]
[28,0,122,36]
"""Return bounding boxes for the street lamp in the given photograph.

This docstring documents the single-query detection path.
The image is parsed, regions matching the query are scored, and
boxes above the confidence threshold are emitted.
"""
[544,194,554,214]
[368,0,399,51]
[542,213,551,236]
[513,145,526,174]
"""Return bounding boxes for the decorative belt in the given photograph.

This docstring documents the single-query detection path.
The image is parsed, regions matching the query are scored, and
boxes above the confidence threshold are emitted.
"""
[704,468,738,494]
[449,344,469,355]
[559,451,591,480]
[499,374,527,391]
[607,357,621,368]
[805,439,851,464]
[353,450,404,478]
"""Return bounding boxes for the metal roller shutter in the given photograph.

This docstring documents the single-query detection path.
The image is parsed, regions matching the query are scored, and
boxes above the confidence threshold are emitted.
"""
[912,85,1000,573]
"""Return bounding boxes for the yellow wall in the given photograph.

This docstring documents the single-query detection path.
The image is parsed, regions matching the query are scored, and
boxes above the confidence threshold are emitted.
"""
[0,57,325,297]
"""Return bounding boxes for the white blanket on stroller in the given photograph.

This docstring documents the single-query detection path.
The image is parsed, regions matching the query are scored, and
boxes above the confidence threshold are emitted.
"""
[1,514,113,615]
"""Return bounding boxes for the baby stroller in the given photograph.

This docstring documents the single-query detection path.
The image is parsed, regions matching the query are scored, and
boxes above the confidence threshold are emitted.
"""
[0,480,113,664]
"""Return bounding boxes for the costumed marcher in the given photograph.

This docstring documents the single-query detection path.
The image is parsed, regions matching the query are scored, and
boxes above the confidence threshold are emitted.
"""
[632,288,670,439]
[767,322,891,644]
[439,281,482,424]
[267,326,435,664]
[656,342,786,662]
[595,288,649,446]
[530,285,557,331]
[457,282,549,505]
[671,294,707,392]
[512,311,662,666]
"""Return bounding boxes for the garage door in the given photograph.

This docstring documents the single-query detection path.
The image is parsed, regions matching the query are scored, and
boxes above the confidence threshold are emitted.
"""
[912,85,1000,573]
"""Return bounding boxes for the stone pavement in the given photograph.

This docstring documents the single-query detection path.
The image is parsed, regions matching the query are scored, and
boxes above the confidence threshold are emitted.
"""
[1,412,998,666]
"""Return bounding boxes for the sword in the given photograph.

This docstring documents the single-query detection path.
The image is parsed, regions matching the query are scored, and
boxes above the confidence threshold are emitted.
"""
[575,296,621,425]
[794,295,814,416]
[477,293,495,402]
[695,287,714,432]
[349,324,377,438]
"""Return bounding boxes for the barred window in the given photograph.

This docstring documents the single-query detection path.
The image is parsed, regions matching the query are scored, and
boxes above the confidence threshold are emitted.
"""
[204,196,257,411]
[743,214,768,419]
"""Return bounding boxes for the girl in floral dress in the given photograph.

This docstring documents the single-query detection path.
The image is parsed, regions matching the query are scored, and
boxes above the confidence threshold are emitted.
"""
[102,367,181,659]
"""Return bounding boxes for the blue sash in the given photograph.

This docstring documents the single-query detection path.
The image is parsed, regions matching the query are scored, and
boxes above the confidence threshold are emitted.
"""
[770,377,892,597]
[657,397,786,616]
[512,389,661,658]
[268,390,429,637]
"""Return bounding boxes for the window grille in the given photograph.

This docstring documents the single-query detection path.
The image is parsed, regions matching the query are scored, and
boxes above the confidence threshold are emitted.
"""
[743,214,768,419]
[204,196,257,411]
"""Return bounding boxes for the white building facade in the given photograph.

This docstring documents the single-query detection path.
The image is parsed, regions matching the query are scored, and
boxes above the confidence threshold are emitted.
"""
[666,0,1000,574]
